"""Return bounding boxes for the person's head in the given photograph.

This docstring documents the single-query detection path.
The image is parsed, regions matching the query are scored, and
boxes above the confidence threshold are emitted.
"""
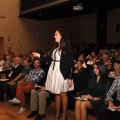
[10,53,15,59]
[111,52,115,57]
[115,51,119,57]
[91,52,96,57]
[0,54,5,61]
[89,55,93,61]
[92,57,97,64]
[107,50,111,55]
[103,54,108,62]
[14,57,21,66]
[22,59,30,68]
[78,56,84,62]
[113,60,120,72]
[106,58,112,66]
[94,61,107,83]
[76,60,83,69]
[54,28,70,49]
[33,59,41,69]
[5,55,11,61]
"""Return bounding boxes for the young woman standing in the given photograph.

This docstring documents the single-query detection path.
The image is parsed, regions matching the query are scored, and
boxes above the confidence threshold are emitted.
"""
[33,28,74,120]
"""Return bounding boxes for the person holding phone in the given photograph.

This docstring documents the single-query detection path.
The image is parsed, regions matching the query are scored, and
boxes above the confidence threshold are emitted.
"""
[27,68,49,120]
[32,28,74,120]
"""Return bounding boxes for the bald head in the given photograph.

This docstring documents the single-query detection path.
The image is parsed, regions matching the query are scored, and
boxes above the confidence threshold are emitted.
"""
[14,57,21,66]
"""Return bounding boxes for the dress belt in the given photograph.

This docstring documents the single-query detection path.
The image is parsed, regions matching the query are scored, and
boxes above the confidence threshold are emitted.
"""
[52,60,60,70]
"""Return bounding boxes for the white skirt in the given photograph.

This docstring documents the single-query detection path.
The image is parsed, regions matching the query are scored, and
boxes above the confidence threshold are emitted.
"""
[45,61,74,94]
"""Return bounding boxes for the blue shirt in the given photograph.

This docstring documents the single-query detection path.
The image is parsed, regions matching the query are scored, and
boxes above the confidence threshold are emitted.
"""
[19,67,32,80]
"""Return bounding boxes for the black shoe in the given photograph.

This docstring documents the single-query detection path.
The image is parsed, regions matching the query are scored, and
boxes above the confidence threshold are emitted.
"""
[27,111,38,119]
[34,114,46,120]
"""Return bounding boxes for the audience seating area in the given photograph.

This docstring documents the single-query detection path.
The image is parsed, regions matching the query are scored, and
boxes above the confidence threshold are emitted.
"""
[0,42,120,119]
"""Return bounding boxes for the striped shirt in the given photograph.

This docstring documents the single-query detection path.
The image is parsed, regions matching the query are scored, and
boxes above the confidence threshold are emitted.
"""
[106,76,120,101]
[26,67,45,84]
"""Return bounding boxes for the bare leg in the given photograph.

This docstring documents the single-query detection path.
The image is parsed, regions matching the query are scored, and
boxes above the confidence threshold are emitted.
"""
[60,92,68,120]
[81,101,92,120]
[55,94,61,119]
[75,100,81,120]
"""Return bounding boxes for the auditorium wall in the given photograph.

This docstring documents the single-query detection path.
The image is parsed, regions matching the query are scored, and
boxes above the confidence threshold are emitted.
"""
[0,0,120,54]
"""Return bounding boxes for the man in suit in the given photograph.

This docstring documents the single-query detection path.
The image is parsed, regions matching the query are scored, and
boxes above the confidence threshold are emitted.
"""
[0,57,23,101]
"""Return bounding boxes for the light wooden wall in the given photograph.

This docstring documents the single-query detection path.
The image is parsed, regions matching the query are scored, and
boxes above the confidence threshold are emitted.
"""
[0,0,120,54]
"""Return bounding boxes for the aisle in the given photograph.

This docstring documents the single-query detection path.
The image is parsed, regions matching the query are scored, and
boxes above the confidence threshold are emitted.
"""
[0,101,97,120]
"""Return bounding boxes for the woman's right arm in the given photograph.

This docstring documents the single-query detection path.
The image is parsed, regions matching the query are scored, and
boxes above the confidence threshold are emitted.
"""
[32,52,52,63]
[32,52,40,58]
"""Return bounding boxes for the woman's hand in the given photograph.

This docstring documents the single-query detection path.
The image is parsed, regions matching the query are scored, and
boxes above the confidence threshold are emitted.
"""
[81,95,87,99]
[8,81,16,85]
[40,87,45,91]
[68,79,73,88]
[86,94,93,100]
[32,52,40,58]
[116,106,120,112]
[34,84,39,88]
[108,100,116,108]
[93,97,101,100]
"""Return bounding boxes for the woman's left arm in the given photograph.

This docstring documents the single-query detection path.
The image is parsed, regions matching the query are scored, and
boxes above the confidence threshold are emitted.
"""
[116,106,120,112]
[67,45,74,79]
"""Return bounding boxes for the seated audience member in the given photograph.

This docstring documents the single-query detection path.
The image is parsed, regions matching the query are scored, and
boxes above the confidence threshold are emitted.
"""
[73,60,88,92]
[75,61,110,120]
[4,59,31,99]
[7,57,23,80]
[114,51,119,60]
[67,60,88,110]
[9,59,45,114]
[98,76,120,120]
[88,57,97,81]
[77,56,87,68]
[108,60,120,79]
[2,55,12,77]
[29,54,35,69]
[106,58,113,76]
[110,52,115,60]
[27,68,49,120]
[87,55,93,66]
[91,52,97,58]
[103,54,109,65]
[86,55,94,74]
[0,57,23,102]
[0,54,5,66]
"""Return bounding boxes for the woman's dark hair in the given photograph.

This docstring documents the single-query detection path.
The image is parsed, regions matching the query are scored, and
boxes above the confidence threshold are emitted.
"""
[95,61,107,83]
[58,28,70,49]
[51,28,70,53]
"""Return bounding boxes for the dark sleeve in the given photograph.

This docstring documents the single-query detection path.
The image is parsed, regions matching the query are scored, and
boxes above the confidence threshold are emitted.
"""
[10,64,23,80]
[40,55,52,65]
[87,76,96,95]
[67,45,74,79]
